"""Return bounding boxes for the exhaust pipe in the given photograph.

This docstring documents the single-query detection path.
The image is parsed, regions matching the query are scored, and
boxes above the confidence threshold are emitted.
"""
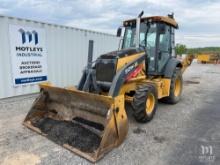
[135,11,144,48]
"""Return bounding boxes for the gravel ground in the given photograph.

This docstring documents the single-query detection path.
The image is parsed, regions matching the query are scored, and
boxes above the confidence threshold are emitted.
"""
[0,62,220,165]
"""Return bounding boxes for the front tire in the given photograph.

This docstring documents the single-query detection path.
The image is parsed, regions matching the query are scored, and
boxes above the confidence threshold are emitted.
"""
[132,84,158,123]
[160,68,183,104]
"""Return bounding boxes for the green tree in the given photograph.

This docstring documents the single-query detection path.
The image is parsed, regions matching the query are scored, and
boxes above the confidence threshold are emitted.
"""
[176,44,187,55]
[187,47,220,54]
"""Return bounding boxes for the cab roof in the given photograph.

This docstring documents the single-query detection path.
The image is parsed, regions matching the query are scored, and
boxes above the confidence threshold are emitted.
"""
[123,16,178,29]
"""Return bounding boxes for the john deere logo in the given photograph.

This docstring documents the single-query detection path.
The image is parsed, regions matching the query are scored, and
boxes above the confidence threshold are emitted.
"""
[18,28,38,45]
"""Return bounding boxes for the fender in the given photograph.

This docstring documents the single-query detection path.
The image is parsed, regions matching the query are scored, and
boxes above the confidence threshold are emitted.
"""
[163,58,182,78]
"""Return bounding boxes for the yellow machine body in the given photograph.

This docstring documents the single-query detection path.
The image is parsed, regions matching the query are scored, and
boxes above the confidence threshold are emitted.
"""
[23,14,194,162]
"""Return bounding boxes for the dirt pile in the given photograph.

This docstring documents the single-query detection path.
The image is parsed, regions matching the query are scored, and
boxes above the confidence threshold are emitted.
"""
[32,117,101,153]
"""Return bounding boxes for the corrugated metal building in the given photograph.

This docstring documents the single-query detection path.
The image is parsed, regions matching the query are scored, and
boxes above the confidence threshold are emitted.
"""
[0,15,120,99]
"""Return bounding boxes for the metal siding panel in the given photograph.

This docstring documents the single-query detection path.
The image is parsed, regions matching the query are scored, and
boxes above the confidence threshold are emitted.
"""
[0,17,9,98]
[0,16,120,99]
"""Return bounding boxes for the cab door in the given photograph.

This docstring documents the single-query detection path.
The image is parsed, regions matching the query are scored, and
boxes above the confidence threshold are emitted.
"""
[145,23,157,73]
[157,24,172,73]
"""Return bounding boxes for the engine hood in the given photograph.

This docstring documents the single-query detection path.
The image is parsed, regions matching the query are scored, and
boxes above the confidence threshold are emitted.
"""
[99,48,145,59]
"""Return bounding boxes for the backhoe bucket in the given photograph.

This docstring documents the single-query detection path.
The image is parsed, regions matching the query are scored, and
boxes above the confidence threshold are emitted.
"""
[23,84,128,162]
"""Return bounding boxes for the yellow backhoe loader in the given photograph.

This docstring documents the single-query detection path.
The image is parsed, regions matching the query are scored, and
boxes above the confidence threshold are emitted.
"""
[23,12,193,162]
[197,53,219,64]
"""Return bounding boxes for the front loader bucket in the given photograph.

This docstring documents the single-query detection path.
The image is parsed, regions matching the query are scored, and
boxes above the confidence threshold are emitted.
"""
[23,84,128,162]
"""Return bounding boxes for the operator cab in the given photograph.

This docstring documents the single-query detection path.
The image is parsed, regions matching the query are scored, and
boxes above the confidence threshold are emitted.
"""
[117,14,178,75]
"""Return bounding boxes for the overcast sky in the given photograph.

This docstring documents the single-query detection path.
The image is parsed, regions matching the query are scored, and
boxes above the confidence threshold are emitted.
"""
[0,0,220,48]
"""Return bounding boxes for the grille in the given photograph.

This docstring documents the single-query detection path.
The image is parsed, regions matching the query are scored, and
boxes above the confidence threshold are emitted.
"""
[96,59,116,82]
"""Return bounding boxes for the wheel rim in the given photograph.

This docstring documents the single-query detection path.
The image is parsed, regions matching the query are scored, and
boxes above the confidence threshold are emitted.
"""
[174,78,181,97]
[145,93,155,115]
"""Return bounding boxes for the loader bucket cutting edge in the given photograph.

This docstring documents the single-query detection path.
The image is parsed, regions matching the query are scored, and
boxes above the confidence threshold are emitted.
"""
[23,84,128,162]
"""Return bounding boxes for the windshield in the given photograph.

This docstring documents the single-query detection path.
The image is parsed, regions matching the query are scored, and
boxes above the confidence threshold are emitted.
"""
[122,23,157,72]
[122,22,157,49]
[121,22,173,74]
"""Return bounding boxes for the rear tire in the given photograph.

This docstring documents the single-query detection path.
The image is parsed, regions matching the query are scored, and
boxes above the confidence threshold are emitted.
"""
[160,68,183,104]
[132,84,158,123]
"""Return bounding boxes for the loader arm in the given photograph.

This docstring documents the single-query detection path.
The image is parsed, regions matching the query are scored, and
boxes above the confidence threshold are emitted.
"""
[181,54,194,73]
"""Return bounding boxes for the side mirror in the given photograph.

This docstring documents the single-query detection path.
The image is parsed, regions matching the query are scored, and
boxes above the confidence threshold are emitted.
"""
[116,27,122,37]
